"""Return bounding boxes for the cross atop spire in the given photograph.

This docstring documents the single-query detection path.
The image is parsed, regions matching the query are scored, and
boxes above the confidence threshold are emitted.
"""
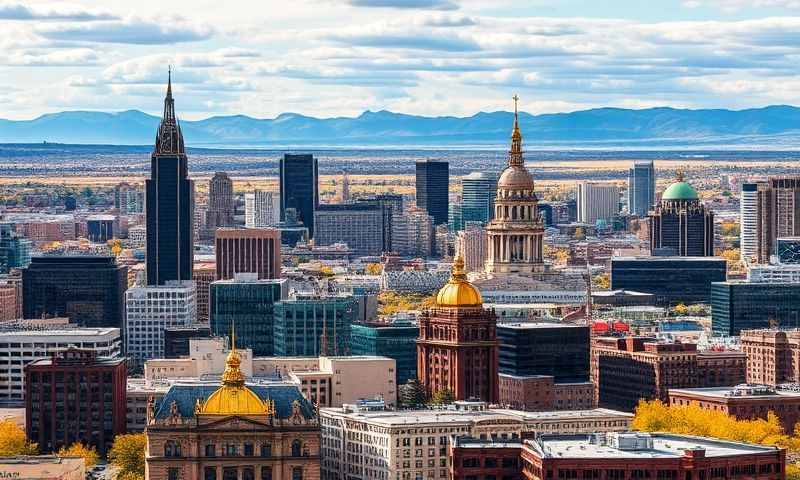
[508,94,524,166]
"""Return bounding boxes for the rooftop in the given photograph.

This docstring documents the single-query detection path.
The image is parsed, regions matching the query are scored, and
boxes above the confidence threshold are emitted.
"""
[498,322,586,330]
[670,384,800,399]
[0,327,119,338]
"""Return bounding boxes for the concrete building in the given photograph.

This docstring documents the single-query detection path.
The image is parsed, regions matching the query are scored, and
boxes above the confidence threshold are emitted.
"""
[215,228,281,280]
[25,348,126,454]
[314,203,386,256]
[245,190,279,228]
[740,182,759,262]
[0,456,85,480]
[520,432,785,480]
[86,214,116,243]
[741,329,800,385]
[456,225,487,273]
[205,171,235,237]
[649,173,715,257]
[591,337,746,412]
[499,374,594,411]
[393,208,434,257]
[577,182,620,224]
[0,281,20,321]
[125,281,196,368]
[670,384,800,433]
[747,263,800,283]
[0,326,121,405]
[627,160,655,217]
[752,177,800,264]
[192,261,216,323]
[320,402,633,480]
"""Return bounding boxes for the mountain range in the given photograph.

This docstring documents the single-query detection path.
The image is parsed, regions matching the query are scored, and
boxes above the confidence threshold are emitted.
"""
[2,105,800,147]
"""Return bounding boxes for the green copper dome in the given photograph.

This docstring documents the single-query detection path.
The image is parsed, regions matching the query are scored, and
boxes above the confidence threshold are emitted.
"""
[662,181,698,201]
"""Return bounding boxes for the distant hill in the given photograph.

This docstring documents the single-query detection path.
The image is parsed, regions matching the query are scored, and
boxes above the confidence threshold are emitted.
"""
[2,105,800,146]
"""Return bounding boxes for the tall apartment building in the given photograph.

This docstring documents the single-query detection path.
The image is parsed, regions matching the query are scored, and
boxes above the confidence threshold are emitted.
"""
[22,255,128,329]
[0,326,121,405]
[214,228,281,280]
[192,261,216,323]
[0,222,31,274]
[577,182,619,224]
[740,182,759,262]
[320,403,633,480]
[416,160,449,226]
[124,281,196,368]
[591,337,745,411]
[145,76,194,286]
[244,190,279,228]
[649,173,714,256]
[314,203,386,256]
[461,171,498,225]
[273,294,357,356]
[355,193,403,252]
[741,329,800,385]
[205,172,235,236]
[26,348,126,455]
[456,225,487,273]
[393,208,434,257]
[627,160,656,217]
[751,177,800,263]
[114,182,144,214]
[209,275,287,356]
[280,154,319,237]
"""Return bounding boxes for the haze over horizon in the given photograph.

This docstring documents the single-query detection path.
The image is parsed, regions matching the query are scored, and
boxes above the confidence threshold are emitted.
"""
[3,0,800,121]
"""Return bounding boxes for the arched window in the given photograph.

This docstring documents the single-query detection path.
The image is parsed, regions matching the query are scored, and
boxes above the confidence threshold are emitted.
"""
[164,442,173,457]
[261,467,273,480]
[164,441,180,457]
[291,439,302,457]
[292,467,303,480]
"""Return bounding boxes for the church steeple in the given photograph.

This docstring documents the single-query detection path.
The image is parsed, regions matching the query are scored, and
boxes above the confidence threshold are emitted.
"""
[508,94,524,166]
[154,68,185,156]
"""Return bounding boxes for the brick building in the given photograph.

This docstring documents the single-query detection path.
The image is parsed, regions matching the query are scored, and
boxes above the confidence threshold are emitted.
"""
[741,329,800,385]
[591,337,745,411]
[670,384,800,433]
[192,261,216,323]
[499,374,594,411]
[520,432,785,480]
[450,437,522,480]
[25,348,127,454]
[215,228,281,280]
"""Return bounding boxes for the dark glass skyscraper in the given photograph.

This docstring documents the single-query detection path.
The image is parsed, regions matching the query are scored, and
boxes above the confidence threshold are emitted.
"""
[649,173,714,256]
[461,171,497,225]
[280,154,318,237]
[628,160,656,217]
[146,74,194,286]
[415,160,449,225]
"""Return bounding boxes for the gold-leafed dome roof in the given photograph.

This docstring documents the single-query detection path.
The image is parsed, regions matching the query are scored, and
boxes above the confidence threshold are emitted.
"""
[197,324,269,416]
[436,254,482,308]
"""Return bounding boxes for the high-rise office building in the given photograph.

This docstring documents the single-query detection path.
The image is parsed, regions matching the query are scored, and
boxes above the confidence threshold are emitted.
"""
[750,177,800,264]
[209,274,287,356]
[610,256,727,305]
[649,173,714,256]
[415,160,449,225]
[314,203,386,256]
[711,281,800,336]
[244,190,279,228]
[273,294,357,356]
[627,160,656,217]
[145,74,194,286]
[26,348,126,455]
[0,222,31,274]
[577,182,620,224]
[206,172,235,237]
[356,193,402,252]
[125,281,196,368]
[215,228,281,280]
[456,224,487,273]
[280,154,318,237]
[485,97,545,275]
[497,323,589,382]
[22,255,127,329]
[740,182,759,262]
[418,255,499,402]
[192,261,216,323]
[114,182,144,214]
[448,201,463,232]
[462,171,498,225]
[86,215,116,242]
[351,319,418,385]
[392,208,434,257]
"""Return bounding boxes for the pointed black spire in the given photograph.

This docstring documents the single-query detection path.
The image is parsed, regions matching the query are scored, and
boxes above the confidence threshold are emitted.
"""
[154,68,184,155]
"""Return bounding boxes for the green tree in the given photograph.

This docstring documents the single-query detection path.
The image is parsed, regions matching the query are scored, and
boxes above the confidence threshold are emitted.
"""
[400,379,427,407]
[57,443,98,468]
[0,420,37,456]
[430,388,455,406]
[109,433,146,478]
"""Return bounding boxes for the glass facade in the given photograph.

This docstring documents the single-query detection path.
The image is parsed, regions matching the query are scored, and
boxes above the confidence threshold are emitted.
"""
[350,321,418,384]
[210,279,286,356]
[497,323,590,382]
[627,160,656,217]
[280,154,319,237]
[415,160,449,226]
[611,257,726,305]
[777,238,800,264]
[0,222,31,273]
[461,171,497,226]
[711,281,800,336]
[273,295,357,356]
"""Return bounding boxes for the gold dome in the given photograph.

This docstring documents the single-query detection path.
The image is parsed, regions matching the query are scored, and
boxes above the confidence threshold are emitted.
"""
[198,323,269,416]
[436,255,482,308]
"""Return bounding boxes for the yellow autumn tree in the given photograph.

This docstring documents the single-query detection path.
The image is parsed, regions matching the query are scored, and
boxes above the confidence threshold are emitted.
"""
[673,303,689,315]
[109,433,146,478]
[365,263,383,275]
[593,273,610,290]
[0,420,37,456]
[57,443,98,468]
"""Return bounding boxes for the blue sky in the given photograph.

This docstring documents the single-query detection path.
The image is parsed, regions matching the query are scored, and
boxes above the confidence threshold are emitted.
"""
[2,0,800,119]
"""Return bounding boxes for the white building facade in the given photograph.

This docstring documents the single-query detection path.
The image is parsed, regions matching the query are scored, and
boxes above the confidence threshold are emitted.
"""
[577,182,620,224]
[245,190,280,228]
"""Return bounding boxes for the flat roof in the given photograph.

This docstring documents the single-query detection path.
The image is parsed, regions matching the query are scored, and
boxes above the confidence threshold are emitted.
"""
[530,432,778,459]
[320,408,632,426]
[669,386,800,399]
[498,322,586,330]
[0,327,119,338]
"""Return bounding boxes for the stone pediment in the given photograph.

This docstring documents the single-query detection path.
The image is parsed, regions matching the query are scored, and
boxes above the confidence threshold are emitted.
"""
[197,415,272,431]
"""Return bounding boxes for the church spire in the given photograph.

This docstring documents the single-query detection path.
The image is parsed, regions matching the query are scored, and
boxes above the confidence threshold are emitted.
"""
[508,94,524,167]
[154,68,185,156]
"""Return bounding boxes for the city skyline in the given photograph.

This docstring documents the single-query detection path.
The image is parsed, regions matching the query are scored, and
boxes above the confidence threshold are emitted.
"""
[1,1,800,120]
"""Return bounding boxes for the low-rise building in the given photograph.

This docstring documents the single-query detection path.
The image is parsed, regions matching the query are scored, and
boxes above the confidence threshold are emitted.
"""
[0,456,85,480]
[499,374,594,411]
[741,329,800,385]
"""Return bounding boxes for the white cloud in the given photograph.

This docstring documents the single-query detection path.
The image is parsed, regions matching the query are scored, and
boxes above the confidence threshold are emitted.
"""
[36,15,214,44]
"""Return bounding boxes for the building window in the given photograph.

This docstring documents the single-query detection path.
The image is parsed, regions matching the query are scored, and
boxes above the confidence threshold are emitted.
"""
[165,441,181,458]
[226,444,238,456]
[168,468,180,480]
[243,467,255,480]
[205,444,216,457]
[260,443,272,457]
[244,442,254,456]
[261,467,272,480]
[292,467,303,480]
[223,468,237,480]
[204,467,217,480]
[292,439,302,457]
